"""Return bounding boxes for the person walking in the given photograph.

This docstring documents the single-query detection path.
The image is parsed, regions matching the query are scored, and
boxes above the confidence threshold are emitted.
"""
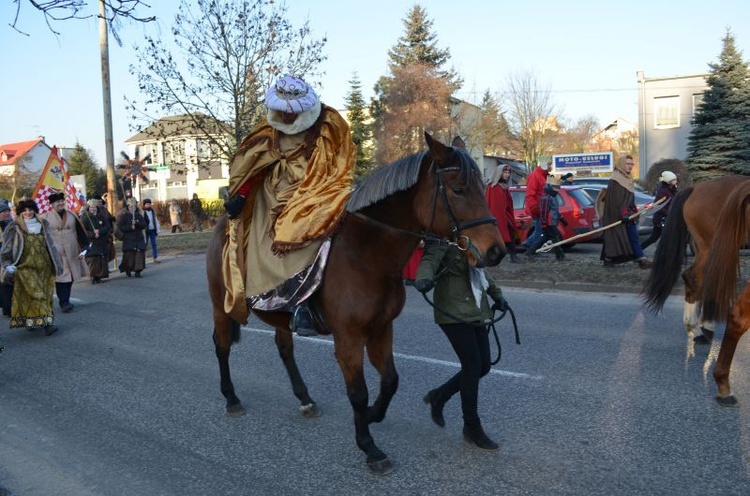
[0,199,63,336]
[527,179,567,261]
[485,164,522,263]
[414,241,510,451]
[640,170,678,250]
[0,200,14,316]
[599,155,652,269]
[117,199,148,278]
[522,161,550,260]
[79,199,111,283]
[169,199,183,233]
[189,193,204,232]
[142,198,161,263]
[43,192,89,313]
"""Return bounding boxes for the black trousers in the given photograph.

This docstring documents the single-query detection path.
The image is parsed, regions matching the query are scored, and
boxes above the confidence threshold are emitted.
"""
[55,281,73,305]
[640,224,663,250]
[433,322,491,426]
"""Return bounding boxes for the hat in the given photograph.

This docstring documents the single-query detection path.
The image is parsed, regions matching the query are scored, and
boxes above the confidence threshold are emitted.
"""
[48,191,65,203]
[16,199,38,213]
[0,201,10,214]
[143,198,152,205]
[660,171,677,183]
[265,75,319,114]
[561,172,574,181]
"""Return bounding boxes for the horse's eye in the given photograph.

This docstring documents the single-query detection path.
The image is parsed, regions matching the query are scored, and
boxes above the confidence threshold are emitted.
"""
[451,187,465,196]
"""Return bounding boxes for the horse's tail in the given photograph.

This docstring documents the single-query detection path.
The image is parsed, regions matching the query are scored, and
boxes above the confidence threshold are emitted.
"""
[700,180,750,322]
[642,185,694,312]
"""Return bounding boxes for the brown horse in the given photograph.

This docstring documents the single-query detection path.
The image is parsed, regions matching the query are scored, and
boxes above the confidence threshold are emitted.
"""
[643,175,750,406]
[206,133,505,474]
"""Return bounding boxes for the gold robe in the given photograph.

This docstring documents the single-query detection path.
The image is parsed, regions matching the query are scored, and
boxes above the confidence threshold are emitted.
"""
[222,105,355,323]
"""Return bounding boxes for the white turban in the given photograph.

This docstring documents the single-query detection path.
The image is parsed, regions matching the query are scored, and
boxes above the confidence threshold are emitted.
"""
[265,75,319,114]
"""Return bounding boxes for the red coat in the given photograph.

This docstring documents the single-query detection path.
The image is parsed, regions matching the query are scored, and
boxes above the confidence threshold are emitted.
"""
[485,184,515,243]
[402,244,424,281]
[524,166,548,218]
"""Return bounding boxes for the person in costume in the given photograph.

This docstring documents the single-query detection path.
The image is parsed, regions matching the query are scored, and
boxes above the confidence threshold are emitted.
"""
[79,199,112,283]
[640,170,677,250]
[117,199,148,278]
[0,200,13,316]
[221,75,356,333]
[522,161,550,260]
[0,199,63,336]
[485,164,522,263]
[599,154,651,269]
[43,191,89,313]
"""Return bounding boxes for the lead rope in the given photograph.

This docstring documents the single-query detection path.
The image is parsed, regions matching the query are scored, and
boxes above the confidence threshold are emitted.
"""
[419,255,521,365]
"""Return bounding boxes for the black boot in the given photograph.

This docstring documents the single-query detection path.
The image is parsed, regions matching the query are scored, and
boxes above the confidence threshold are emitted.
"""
[44,325,59,336]
[291,304,317,337]
[423,389,446,427]
[463,421,499,450]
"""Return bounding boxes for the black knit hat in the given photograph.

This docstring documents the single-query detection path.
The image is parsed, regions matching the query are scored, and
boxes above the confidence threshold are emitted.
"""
[16,199,39,213]
[48,191,65,203]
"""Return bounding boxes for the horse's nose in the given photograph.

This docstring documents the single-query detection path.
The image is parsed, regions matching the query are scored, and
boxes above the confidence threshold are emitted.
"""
[485,244,505,267]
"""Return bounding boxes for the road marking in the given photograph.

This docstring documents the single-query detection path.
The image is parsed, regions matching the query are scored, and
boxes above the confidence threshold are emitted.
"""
[243,326,542,380]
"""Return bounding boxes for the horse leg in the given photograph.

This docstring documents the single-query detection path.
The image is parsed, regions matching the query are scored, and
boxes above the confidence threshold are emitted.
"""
[213,313,245,416]
[683,266,713,343]
[274,328,320,418]
[335,337,393,475]
[713,285,750,407]
[365,325,399,424]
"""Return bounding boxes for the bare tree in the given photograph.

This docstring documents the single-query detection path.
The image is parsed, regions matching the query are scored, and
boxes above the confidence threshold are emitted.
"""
[503,69,559,170]
[374,63,453,164]
[9,0,155,36]
[558,116,600,153]
[127,0,327,163]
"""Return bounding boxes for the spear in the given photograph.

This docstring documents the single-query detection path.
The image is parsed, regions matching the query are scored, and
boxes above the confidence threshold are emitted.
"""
[536,196,667,253]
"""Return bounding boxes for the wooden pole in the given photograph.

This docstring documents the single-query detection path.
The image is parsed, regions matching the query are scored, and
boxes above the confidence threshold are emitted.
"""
[536,196,667,253]
[99,0,117,218]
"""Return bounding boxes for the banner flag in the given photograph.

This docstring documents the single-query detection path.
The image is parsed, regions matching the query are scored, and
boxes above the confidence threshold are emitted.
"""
[32,146,85,214]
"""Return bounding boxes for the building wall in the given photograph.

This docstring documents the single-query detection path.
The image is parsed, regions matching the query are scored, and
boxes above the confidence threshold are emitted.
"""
[637,71,708,176]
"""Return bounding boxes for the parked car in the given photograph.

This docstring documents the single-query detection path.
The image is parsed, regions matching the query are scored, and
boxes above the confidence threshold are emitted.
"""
[508,185,601,249]
[576,184,656,242]
[571,176,648,193]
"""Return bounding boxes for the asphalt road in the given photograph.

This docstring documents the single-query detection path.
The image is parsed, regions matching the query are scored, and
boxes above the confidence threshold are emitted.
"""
[1,254,749,495]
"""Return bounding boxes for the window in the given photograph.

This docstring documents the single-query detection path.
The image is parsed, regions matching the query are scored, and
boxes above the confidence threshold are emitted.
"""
[692,93,704,117]
[164,140,185,165]
[653,96,680,129]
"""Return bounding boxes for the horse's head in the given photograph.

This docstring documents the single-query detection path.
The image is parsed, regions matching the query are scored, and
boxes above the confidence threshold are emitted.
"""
[415,133,506,268]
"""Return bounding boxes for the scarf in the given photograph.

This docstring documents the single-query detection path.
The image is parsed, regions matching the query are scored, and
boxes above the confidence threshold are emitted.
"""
[469,267,489,309]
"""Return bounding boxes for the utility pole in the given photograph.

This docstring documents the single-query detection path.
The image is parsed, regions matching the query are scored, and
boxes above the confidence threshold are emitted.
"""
[99,0,117,216]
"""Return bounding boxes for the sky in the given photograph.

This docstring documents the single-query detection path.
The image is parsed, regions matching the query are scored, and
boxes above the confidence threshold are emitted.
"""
[2,0,750,168]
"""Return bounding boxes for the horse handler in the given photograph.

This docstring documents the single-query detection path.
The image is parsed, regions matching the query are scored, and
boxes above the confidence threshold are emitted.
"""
[414,240,510,450]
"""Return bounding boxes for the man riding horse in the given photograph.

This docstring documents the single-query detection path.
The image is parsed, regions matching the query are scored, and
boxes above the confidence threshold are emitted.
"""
[222,75,356,332]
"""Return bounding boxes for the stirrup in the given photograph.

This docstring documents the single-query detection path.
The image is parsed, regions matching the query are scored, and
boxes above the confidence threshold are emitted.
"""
[291,305,317,337]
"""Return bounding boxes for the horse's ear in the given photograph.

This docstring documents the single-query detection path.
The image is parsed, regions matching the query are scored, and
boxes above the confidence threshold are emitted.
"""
[425,132,449,162]
[451,136,466,149]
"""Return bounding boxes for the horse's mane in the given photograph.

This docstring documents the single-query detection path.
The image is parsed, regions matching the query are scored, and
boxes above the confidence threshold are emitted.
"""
[347,151,428,212]
[346,147,481,213]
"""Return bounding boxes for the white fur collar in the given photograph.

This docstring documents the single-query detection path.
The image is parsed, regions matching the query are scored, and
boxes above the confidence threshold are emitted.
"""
[267,101,321,135]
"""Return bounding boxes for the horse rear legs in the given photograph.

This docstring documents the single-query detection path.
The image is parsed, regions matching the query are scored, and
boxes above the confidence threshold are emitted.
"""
[713,284,750,407]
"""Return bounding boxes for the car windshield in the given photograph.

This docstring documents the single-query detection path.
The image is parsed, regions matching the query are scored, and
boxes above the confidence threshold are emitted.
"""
[565,188,595,207]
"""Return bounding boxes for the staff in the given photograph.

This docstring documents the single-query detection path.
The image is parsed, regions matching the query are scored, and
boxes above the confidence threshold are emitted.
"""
[536,196,667,253]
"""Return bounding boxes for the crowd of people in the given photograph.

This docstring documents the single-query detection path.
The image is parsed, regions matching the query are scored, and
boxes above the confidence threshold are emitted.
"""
[0,193,207,342]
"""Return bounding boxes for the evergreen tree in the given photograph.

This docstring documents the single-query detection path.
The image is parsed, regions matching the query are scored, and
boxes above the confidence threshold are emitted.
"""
[371,4,460,161]
[345,73,375,178]
[477,90,516,157]
[687,30,750,180]
[67,143,107,198]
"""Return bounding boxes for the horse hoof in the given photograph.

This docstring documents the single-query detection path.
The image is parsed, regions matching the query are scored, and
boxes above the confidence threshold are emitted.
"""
[367,457,394,476]
[693,334,712,345]
[226,404,247,417]
[715,395,739,408]
[300,403,321,418]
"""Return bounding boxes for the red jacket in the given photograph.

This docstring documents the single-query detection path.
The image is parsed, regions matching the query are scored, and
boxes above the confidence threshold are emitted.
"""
[485,184,515,243]
[524,166,548,217]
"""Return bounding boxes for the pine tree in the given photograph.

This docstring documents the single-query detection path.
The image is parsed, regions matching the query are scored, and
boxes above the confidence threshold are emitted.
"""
[67,143,107,198]
[371,4,460,161]
[687,31,750,180]
[345,73,375,178]
[477,90,516,157]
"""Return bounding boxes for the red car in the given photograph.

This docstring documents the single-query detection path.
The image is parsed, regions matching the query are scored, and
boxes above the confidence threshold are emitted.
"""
[508,185,601,248]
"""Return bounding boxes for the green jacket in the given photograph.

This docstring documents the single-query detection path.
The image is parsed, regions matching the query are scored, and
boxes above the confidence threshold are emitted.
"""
[416,242,503,325]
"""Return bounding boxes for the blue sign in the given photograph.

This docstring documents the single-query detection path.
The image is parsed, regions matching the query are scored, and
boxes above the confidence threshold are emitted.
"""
[552,152,613,173]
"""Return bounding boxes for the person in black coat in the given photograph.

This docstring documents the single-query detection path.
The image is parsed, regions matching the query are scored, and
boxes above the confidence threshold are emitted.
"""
[117,199,148,278]
[641,171,678,250]
[80,199,112,283]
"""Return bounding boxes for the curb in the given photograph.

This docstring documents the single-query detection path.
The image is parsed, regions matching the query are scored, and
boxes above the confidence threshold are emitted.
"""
[496,279,685,296]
